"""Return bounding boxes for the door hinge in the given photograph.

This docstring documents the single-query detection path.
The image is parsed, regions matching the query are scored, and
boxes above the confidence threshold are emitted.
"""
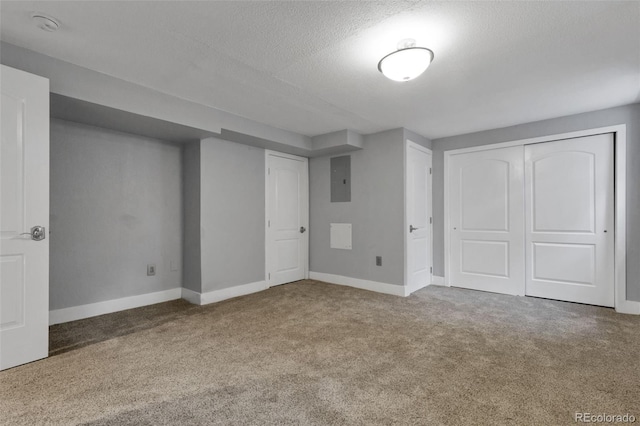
[268,168,271,175]
[268,273,271,280]
[430,267,433,273]
[429,168,432,175]
[430,217,432,224]
[268,220,270,227]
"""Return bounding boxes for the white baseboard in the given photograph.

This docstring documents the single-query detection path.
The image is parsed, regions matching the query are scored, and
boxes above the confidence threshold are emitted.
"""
[431,275,445,286]
[309,271,406,297]
[616,299,640,315]
[406,280,430,296]
[180,287,201,305]
[182,281,268,306]
[49,287,182,325]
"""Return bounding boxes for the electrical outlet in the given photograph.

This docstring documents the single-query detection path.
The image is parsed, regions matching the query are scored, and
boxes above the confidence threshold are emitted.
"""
[376,256,382,266]
[147,264,156,276]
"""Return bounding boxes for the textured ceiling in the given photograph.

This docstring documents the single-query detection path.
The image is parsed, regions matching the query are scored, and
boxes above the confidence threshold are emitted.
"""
[1,1,639,139]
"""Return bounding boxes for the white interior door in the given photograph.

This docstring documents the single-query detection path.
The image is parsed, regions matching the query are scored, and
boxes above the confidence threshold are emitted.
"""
[525,134,614,307]
[449,146,525,295]
[266,152,308,286]
[406,142,432,291]
[1,65,50,370]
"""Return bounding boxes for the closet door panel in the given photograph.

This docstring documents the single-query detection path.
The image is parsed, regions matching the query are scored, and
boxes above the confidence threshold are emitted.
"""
[524,134,614,307]
[449,146,525,295]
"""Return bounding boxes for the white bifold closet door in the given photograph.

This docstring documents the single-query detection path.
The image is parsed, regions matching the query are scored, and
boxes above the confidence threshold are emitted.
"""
[449,146,525,296]
[524,134,614,307]
[449,134,615,307]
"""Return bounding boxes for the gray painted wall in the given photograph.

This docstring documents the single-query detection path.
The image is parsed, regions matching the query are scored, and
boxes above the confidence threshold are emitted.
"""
[431,103,640,301]
[50,119,182,310]
[182,142,201,293]
[404,128,432,150]
[200,137,265,292]
[310,128,406,286]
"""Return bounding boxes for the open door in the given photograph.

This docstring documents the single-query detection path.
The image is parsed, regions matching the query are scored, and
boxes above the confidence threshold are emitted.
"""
[1,65,50,370]
[405,141,432,293]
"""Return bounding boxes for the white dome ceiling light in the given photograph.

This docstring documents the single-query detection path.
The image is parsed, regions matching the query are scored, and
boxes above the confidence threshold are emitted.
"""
[31,13,60,32]
[377,39,434,82]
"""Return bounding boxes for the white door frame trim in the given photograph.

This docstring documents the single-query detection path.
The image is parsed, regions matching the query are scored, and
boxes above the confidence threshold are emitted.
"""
[404,140,433,292]
[264,150,310,287]
[444,125,637,314]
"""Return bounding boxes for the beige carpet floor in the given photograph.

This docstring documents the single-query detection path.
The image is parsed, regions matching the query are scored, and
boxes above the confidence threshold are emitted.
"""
[1,280,639,425]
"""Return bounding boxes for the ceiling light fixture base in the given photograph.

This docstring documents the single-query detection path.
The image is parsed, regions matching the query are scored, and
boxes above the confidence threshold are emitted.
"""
[396,38,417,50]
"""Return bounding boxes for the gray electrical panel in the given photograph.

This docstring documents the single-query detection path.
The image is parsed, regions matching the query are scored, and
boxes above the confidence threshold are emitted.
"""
[331,155,351,202]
